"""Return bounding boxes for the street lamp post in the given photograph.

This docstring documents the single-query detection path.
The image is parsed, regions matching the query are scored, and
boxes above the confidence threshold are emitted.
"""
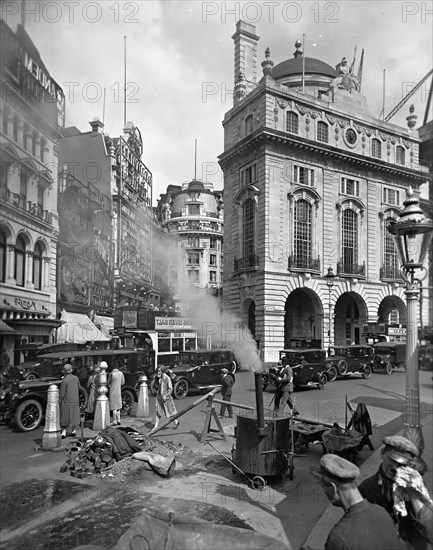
[387,187,433,453]
[326,267,336,353]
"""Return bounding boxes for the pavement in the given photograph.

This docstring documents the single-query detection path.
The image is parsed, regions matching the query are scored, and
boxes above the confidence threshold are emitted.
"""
[1,394,432,550]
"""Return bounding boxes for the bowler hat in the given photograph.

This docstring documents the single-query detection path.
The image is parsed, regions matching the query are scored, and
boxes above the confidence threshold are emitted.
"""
[320,454,359,482]
[383,435,419,464]
[63,363,73,373]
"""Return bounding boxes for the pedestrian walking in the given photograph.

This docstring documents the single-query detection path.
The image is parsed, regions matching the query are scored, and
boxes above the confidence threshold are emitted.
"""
[359,435,433,550]
[219,368,234,418]
[59,363,81,438]
[0,347,10,387]
[149,366,179,434]
[273,356,298,417]
[319,454,406,550]
[85,364,101,418]
[108,365,125,426]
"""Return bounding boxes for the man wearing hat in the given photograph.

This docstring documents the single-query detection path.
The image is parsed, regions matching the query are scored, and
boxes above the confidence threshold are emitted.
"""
[273,356,298,417]
[319,454,406,549]
[219,368,234,419]
[59,363,81,438]
[359,435,433,549]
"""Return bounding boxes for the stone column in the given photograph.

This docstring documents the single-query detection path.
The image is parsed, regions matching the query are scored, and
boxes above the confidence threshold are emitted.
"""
[6,243,15,284]
[136,374,149,418]
[93,362,110,431]
[42,256,51,292]
[42,384,61,449]
[25,250,34,289]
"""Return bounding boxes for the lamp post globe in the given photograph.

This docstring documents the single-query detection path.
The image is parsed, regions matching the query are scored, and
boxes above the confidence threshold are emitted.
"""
[387,187,433,453]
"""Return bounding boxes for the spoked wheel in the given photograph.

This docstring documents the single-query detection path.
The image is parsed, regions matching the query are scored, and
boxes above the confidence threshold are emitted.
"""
[385,362,393,375]
[149,377,159,396]
[362,364,372,379]
[327,366,338,382]
[15,399,43,432]
[317,374,327,390]
[337,360,348,375]
[121,389,135,416]
[251,476,266,490]
[173,379,188,399]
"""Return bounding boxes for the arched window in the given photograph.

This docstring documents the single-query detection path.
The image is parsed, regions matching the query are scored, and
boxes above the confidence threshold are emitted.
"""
[341,209,358,272]
[33,242,43,290]
[0,230,6,283]
[294,200,312,267]
[245,115,253,136]
[242,198,256,261]
[396,146,405,165]
[317,121,328,143]
[15,235,26,287]
[286,112,299,134]
[372,138,381,159]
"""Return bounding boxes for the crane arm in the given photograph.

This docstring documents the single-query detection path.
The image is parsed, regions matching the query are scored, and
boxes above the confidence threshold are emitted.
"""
[384,69,433,122]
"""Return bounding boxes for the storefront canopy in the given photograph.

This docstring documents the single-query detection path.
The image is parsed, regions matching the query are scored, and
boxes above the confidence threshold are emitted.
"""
[57,310,111,344]
[0,320,16,334]
[93,314,114,339]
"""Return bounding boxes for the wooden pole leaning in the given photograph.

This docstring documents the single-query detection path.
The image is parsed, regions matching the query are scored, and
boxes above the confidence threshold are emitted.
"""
[200,393,226,444]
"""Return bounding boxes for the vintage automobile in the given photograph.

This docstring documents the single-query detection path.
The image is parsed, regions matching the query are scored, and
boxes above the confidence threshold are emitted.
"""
[263,349,330,391]
[0,367,89,432]
[371,342,406,374]
[325,345,374,380]
[419,344,433,370]
[150,349,237,399]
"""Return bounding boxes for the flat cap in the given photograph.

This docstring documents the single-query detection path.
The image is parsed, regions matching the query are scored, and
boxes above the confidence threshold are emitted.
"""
[320,454,359,482]
[383,435,419,464]
[63,363,73,373]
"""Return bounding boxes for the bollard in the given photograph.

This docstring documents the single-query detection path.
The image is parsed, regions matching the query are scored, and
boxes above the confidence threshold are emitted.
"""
[93,361,110,431]
[136,374,149,418]
[42,384,61,449]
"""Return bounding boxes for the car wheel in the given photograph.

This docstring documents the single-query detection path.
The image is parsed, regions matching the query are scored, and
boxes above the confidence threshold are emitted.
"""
[327,366,338,382]
[15,399,43,432]
[121,389,135,416]
[337,360,348,375]
[385,362,393,375]
[173,379,188,399]
[362,364,372,379]
[78,387,88,410]
[317,374,327,390]
[149,377,159,396]
[24,373,39,381]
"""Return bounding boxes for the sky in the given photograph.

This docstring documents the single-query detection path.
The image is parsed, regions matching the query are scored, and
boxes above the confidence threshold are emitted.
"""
[2,0,432,204]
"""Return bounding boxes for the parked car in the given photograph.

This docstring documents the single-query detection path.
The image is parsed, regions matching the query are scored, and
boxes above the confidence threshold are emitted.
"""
[326,345,373,379]
[0,368,89,432]
[419,344,433,370]
[371,342,406,374]
[150,349,236,399]
[263,349,329,391]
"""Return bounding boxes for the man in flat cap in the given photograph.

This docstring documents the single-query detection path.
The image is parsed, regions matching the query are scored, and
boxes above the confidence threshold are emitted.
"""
[219,368,234,418]
[319,454,406,550]
[359,435,433,549]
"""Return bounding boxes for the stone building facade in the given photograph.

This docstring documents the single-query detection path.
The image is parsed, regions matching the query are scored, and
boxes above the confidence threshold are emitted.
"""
[0,22,64,361]
[219,21,430,362]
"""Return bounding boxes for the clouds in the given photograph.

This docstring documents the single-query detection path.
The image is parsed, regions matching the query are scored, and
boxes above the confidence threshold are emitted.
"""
[3,0,431,201]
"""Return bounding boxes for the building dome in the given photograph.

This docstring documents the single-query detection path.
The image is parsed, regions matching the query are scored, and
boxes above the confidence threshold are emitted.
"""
[272,56,337,80]
[187,180,206,192]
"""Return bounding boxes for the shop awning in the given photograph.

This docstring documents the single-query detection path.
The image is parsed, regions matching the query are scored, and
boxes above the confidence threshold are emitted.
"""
[0,320,16,334]
[57,310,111,344]
[93,314,114,339]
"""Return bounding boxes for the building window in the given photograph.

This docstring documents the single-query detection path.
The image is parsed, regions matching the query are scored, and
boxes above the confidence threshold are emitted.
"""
[384,227,398,276]
[372,138,381,159]
[342,209,358,269]
[240,163,257,186]
[2,109,9,135]
[38,186,44,210]
[20,170,27,206]
[15,235,26,287]
[188,204,200,216]
[170,270,178,285]
[294,200,312,262]
[12,116,19,142]
[293,165,314,186]
[209,271,217,283]
[286,112,299,134]
[31,131,38,156]
[188,236,199,247]
[187,252,199,265]
[0,230,6,283]
[209,254,217,266]
[40,138,47,162]
[209,237,217,249]
[390,309,399,324]
[383,188,400,206]
[396,146,405,165]
[33,242,43,290]
[188,270,199,283]
[341,177,360,196]
[245,114,253,135]
[242,198,255,259]
[317,121,328,143]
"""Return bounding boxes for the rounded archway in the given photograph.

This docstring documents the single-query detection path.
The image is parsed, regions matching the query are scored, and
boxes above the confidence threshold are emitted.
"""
[284,288,323,348]
[240,298,256,339]
[334,292,368,346]
[378,296,407,326]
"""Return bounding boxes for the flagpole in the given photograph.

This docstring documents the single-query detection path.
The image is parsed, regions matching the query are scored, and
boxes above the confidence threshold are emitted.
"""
[302,33,306,93]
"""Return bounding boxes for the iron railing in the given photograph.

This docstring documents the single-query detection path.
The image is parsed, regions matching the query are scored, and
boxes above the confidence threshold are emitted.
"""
[234,254,259,271]
[288,255,321,272]
[337,260,366,278]
[1,185,53,224]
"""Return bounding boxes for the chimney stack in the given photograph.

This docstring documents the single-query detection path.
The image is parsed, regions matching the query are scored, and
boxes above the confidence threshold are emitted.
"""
[232,21,260,105]
[89,117,104,136]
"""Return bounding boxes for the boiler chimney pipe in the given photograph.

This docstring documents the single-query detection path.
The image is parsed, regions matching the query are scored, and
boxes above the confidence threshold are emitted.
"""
[254,371,267,437]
